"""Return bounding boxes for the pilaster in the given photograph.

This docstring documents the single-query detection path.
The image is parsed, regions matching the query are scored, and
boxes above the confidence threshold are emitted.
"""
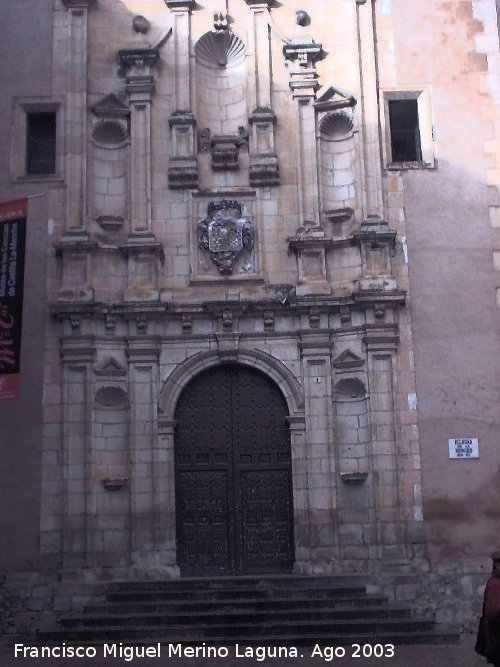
[119,49,158,235]
[298,332,340,570]
[157,417,179,570]
[118,49,163,300]
[165,0,198,189]
[284,37,332,296]
[284,40,323,226]
[246,1,279,186]
[364,331,407,562]
[127,339,161,569]
[62,0,95,233]
[60,341,95,568]
[356,0,384,219]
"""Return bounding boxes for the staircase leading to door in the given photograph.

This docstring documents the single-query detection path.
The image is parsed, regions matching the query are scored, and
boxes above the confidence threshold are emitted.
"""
[38,575,458,646]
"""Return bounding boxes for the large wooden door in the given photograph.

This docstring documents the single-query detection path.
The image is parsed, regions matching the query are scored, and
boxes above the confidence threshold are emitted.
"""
[175,365,294,576]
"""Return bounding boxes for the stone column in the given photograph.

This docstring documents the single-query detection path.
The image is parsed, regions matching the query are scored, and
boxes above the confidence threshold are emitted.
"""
[298,332,340,572]
[157,417,180,574]
[62,0,95,234]
[165,0,198,189]
[356,0,384,219]
[364,331,407,561]
[127,339,160,571]
[61,340,95,568]
[245,0,279,186]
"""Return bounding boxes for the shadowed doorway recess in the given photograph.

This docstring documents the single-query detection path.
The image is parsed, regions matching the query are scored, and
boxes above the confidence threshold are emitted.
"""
[175,364,294,576]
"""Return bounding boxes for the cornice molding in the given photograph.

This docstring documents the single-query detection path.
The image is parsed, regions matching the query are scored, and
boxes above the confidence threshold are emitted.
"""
[62,0,96,9]
[244,0,274,7]
[164,0,196,10]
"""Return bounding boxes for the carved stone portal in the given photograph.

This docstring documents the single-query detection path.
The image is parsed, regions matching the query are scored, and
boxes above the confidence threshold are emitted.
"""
[198,200,253,275]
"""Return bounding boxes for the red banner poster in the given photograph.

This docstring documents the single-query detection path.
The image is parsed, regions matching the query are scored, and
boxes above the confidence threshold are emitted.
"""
[0,199,27,400]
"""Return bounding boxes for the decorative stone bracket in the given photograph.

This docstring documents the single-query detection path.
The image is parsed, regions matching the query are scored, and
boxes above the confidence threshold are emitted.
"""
[198,127,249,172]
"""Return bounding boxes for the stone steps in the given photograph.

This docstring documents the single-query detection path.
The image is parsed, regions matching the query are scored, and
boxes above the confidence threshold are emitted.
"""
[38,575,459,646]
[61,604,412,628]
[83,593,390,616]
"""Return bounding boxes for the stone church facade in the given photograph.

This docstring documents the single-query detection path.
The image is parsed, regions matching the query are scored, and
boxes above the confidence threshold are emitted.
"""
[1,0,500,631]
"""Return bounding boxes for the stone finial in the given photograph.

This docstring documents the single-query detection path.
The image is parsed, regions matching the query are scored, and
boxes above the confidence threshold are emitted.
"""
[132,15,151,34]
[213,12,229,31]
[296,10,311,27]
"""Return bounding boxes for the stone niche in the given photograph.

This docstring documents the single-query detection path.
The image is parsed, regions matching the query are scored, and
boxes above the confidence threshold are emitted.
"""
[90,366,130,567]
[191,195,260,281]
[319,110,356,218]
[194,28,249,188]
[90,94,130,236]
[333,376,370,478]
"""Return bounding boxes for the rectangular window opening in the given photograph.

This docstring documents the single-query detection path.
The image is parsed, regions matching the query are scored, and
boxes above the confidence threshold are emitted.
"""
[388,99,422,163]
[26,112,56,175]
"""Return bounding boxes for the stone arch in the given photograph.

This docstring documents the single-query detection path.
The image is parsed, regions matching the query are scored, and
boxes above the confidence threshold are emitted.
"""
[158,348,304,421]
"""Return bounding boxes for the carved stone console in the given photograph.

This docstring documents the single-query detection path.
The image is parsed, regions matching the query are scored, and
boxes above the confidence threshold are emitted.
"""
[198,127,249,172]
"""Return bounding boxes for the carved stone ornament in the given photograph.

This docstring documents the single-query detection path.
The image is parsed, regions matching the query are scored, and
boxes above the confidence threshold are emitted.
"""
[198,200,253,275]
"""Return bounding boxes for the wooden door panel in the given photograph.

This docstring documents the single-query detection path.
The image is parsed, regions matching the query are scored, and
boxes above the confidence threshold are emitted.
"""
[175,365,294,576]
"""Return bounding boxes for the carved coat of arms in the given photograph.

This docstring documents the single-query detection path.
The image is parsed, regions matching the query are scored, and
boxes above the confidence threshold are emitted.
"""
[198,200,253,275]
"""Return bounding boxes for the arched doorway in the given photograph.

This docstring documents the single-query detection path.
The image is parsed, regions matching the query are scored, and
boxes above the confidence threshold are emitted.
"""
[175,364,294,576]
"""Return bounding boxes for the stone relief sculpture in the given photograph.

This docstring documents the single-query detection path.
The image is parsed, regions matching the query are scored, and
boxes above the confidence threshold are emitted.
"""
[198,200,253,275]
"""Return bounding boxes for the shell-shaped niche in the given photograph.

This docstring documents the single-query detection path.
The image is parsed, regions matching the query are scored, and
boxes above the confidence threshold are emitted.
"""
[334,377,371,476]
[334,377,366,400]
[320,111,354,141]
[194,31,246,69]
[95,385,128,408]
[92,120,128,148]
[319,111,356,214]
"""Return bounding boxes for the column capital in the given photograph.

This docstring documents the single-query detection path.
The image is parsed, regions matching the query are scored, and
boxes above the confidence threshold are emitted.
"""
[62,0,96,8]
[164,0,196,10]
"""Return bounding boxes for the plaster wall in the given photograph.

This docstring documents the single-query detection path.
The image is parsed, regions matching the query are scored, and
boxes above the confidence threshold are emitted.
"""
[0,1,53,570]
[386,0,500,559]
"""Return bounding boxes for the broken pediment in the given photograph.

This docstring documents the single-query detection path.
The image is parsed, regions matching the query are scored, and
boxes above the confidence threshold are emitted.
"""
[91,93,130,119]
[314,86,356,113]
[94,357,127,377]
[333,349,365,370]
